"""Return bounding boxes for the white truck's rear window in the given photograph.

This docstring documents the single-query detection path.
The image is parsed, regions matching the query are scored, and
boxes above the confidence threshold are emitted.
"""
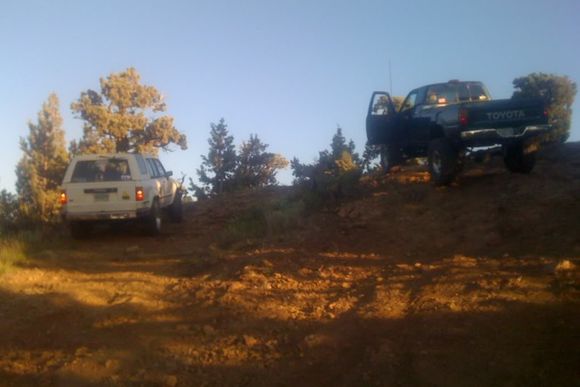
[71,158,132,182]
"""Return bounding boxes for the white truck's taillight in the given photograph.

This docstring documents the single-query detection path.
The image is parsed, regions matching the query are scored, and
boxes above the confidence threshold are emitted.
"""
[59,191,68,205]
[135,187,145,201]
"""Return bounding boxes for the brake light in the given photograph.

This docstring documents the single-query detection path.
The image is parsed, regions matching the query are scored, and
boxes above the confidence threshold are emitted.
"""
[459,108,469,127]
[135,187,145,201]
[59,191,68,205]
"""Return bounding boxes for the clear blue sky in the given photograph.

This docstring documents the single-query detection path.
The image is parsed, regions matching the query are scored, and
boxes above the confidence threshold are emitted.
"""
[1,0,579,191]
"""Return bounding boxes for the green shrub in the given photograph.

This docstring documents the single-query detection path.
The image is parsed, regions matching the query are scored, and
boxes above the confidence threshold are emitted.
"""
[263,199,305,236]
[219,207,267,247]
[291,150,362,210]
[218,198,306,248]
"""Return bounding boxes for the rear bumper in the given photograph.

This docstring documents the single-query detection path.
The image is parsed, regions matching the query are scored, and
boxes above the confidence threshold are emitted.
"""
[459,124,551,145]
[64,208,150,222]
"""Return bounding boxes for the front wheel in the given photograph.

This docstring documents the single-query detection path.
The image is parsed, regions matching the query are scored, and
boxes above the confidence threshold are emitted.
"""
[428,138,459,186]
[380,145,402,173]
[145,199,162,236]
[504,144,536,173]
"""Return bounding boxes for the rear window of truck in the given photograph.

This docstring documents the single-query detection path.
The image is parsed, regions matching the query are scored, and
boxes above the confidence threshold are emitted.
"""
[426,83,490,105]
[70,158,132,183]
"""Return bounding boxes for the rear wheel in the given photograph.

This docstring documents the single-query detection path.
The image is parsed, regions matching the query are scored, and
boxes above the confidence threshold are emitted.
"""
[145,199,162,236]
[504,144,536,173]
[380,145,402,173]
[428,138,459,186]
[168,190,183,223]
[70,221,93,239]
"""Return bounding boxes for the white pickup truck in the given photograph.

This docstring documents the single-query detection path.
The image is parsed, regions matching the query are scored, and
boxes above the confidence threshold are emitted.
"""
[60,153,183,238]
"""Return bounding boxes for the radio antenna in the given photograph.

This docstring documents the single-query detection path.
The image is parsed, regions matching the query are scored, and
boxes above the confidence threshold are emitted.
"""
[389,59,393,95]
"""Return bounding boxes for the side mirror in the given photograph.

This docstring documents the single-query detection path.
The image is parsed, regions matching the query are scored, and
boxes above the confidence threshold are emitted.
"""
[165,171,173,177]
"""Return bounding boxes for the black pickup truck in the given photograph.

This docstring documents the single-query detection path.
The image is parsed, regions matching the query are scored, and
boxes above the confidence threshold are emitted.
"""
[366,80,551,185]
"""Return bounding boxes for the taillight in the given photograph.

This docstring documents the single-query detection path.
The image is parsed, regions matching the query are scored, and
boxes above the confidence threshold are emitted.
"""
[135,187,145,201]
[459,108,469,127]
[59,191,68,205]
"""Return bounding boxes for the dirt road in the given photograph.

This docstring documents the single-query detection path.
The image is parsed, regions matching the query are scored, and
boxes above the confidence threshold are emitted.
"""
[1,144,579,386]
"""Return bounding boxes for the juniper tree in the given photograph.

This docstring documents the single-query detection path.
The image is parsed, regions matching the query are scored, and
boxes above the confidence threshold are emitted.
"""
[512,73,577,143]
[71,67,187,155]
[235,134,288,188]
[15,94,68,223]
[197,119,237,195]
[291,126,361,199]
[0,190,19,233]
[330,126,359,164]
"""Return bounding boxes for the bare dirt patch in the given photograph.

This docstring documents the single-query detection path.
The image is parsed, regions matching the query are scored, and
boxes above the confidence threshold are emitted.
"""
[1,143,579,386]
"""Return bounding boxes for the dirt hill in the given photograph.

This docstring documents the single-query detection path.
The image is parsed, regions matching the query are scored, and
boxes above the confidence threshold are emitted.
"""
[1,143,579,386]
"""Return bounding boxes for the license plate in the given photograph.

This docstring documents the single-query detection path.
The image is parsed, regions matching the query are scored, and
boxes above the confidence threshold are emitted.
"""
[94,193,109,202]
[497,128,515,137]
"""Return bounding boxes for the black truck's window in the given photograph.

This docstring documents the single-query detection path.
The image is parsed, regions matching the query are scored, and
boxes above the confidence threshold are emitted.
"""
[467,83,489,101]
[371,95,392,116]
[426,83,490,105]
[401,91,417,111]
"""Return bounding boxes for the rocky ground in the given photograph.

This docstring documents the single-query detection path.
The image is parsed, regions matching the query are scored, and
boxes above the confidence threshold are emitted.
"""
[1,143,579,386]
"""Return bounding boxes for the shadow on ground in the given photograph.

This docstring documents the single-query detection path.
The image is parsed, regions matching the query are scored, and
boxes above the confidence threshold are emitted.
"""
[1,143,579,386]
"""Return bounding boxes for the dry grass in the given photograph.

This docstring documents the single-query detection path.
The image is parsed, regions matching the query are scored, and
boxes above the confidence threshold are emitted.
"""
[0,238,27,275]
[0,230,53,274]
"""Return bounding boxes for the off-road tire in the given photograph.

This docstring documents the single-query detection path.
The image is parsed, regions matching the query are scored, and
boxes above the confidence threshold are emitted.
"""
[70,221,93,239]
[168,190,183,223]
[504,144,536,174]
[145,199,162,236]
[428,138,459,186]
[380,145,403,173]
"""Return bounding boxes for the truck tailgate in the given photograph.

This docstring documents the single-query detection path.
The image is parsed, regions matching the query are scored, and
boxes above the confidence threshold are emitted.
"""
[467,98,546,129]
[65,181,137,214]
